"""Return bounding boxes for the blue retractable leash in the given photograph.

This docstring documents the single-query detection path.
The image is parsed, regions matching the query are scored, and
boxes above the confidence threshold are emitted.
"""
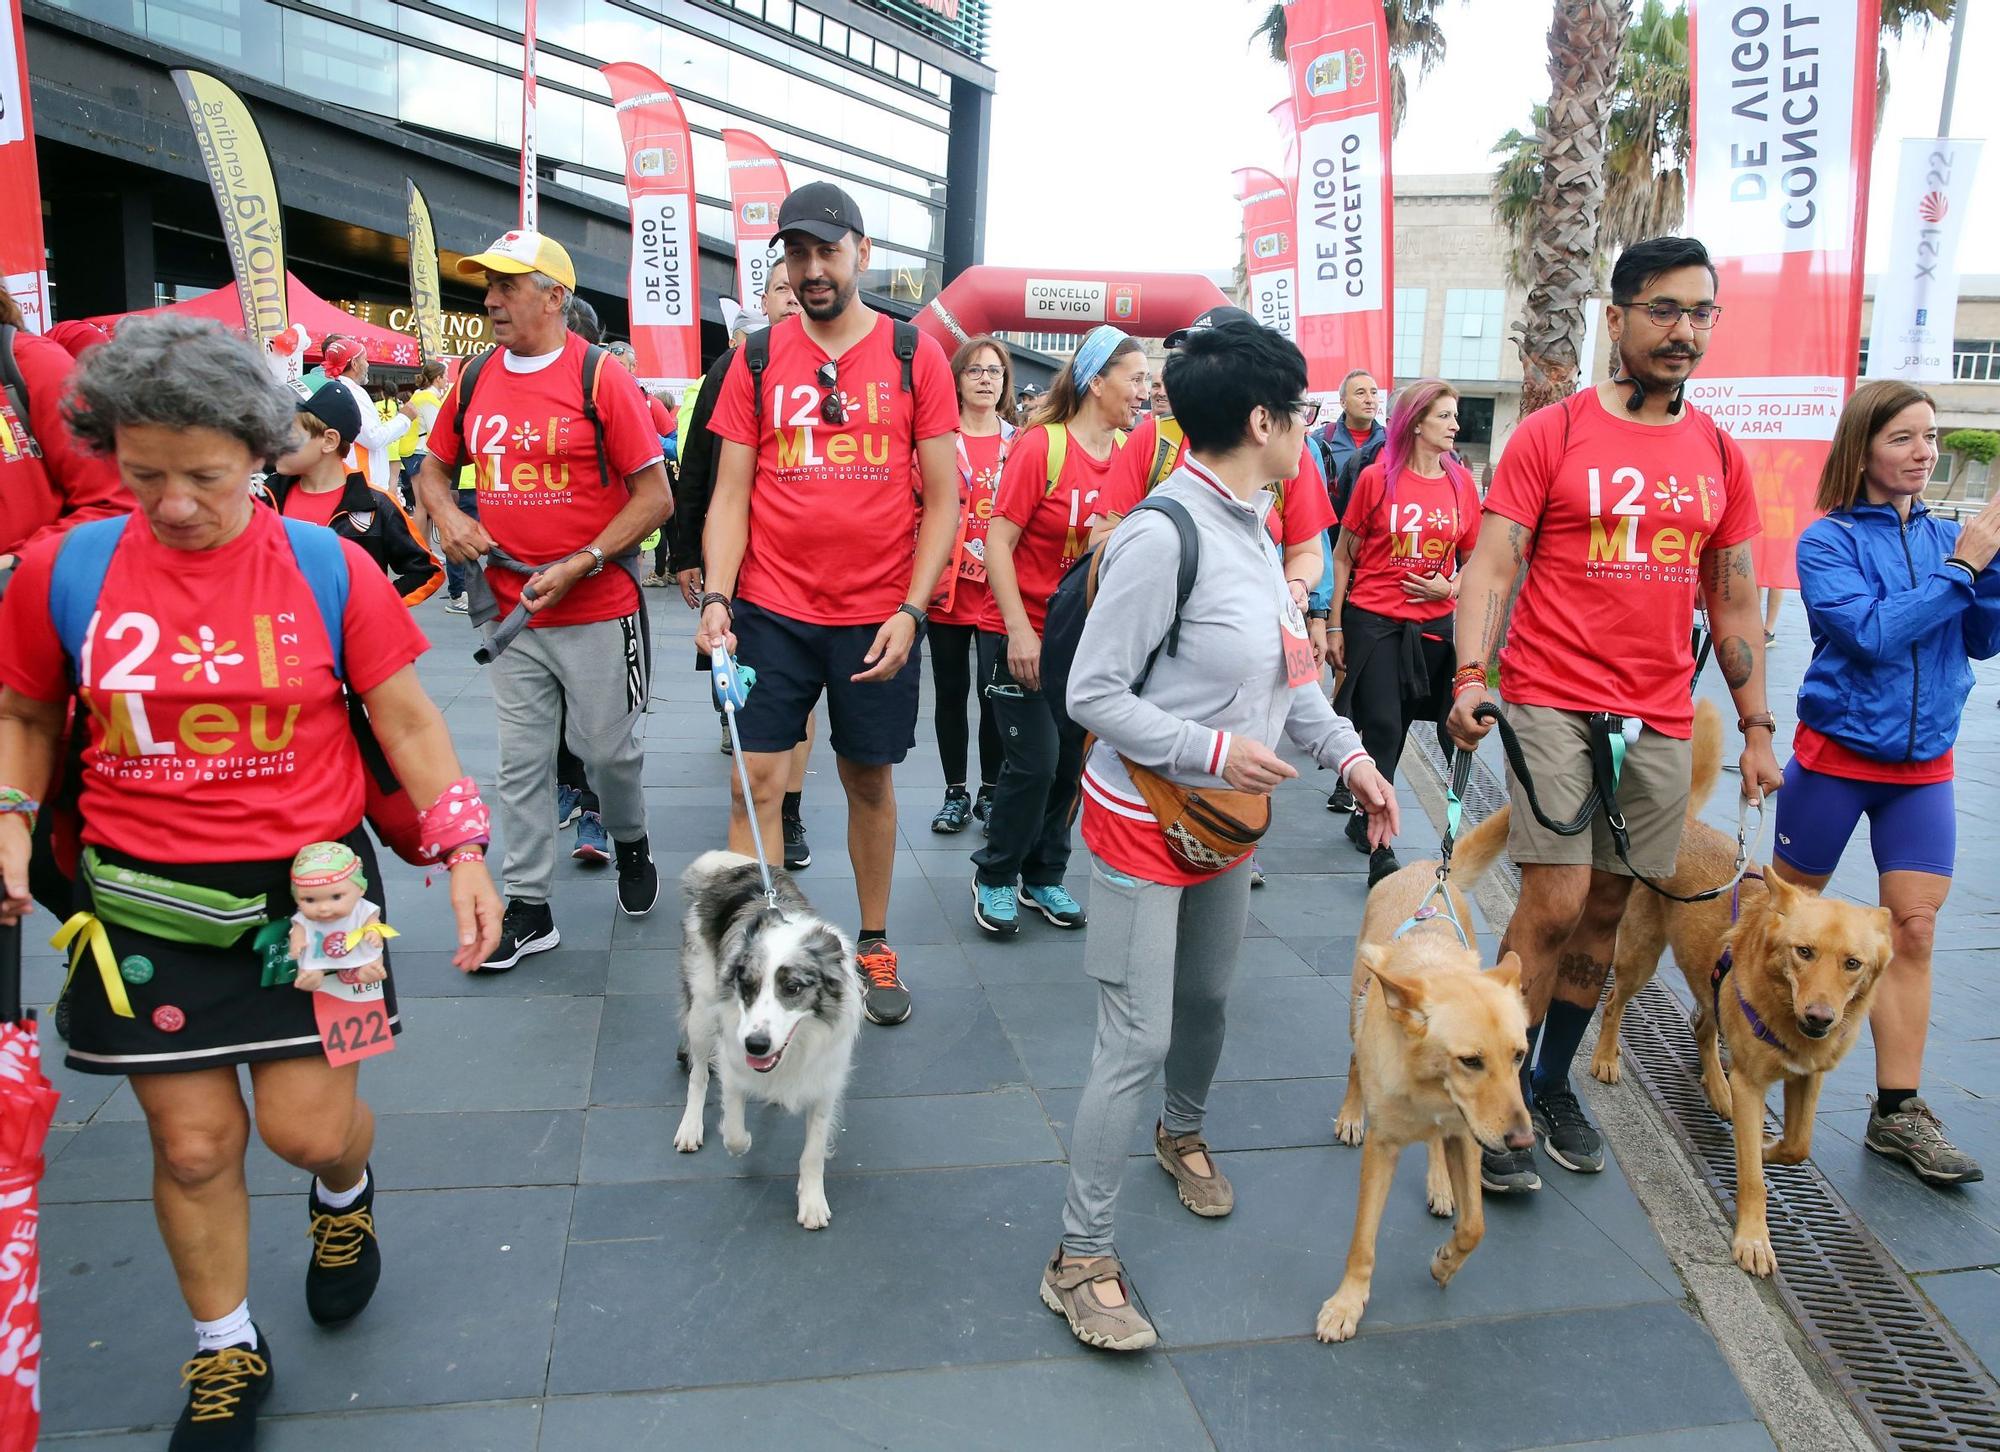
[710,646,780,907]
[1391,745,1478,947]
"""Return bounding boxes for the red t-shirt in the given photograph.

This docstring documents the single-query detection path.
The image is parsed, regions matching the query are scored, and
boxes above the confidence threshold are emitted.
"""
[281,483,344,528]
[1340,462,1481,622]
[647,394,675,438]
[0,509,428,863]
[0,331,130,557]
[1103,417,1333,549]
[707,314,958,626]
[1485,390,1761,739]
[933,429,1006,629]
[423,334,664,627]
[985,424,1118,636]
[1791,723,1953,785]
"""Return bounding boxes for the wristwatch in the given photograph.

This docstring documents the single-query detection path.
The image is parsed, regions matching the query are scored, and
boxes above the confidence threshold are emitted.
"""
[1737,712,1776,734]
[572,545,606,577]
[896,602,928,636]
[1308,608,1331,621]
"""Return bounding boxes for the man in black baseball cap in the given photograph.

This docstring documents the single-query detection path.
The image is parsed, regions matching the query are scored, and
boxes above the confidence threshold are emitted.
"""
[1161,305,1256,351]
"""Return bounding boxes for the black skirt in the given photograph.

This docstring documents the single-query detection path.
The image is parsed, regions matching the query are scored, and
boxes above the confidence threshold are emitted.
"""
[61,826,402,1076]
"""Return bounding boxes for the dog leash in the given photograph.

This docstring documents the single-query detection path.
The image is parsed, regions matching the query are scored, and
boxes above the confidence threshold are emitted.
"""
[1471,702,1762,905]
[1390,745,1476,948]
[710,646,780,908]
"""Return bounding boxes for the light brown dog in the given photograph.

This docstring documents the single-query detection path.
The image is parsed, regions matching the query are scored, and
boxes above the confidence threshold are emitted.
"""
[1317,812,1533,1344]
[1585,703,1894,1277]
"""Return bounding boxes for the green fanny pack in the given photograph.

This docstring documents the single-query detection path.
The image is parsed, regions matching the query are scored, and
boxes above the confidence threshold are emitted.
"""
[83,849,275,950]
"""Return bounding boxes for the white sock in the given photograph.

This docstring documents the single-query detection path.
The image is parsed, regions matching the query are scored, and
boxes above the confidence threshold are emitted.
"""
[313,1168,368,1210]
[194,1299,257,1354]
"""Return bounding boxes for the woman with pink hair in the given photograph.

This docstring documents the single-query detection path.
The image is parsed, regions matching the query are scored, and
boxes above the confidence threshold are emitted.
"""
[1327,377,1481,883]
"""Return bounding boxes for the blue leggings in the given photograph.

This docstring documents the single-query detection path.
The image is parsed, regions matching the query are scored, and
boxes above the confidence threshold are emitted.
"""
[1772,759,1956,879]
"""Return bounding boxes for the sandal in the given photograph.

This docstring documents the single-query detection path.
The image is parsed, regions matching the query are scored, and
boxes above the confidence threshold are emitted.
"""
[1039,1249,1158,1351]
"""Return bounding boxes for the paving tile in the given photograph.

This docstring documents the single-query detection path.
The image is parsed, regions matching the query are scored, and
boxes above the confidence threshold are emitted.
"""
[538,1357,1214,1451]
[550,1164,1083,1395]
[364,995,602,1113]
[588,993,692,1108]
[1539,1427,1776,1451]
[1917,1268,2000,1380]
[40,1401,548,1451]
[579,1087,1062,1183]
[1169,1301,1752,1452]
[1119,1146,1673,1348]
[842,987,1030,1099]
[43,1188,572,1434]
[391,947,610,998]
[1036,1077,1345,1158]
[1806,1111,2000,1274]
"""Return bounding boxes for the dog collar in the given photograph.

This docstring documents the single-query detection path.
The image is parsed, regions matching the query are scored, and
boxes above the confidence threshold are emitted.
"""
[1733,975,1785,1049]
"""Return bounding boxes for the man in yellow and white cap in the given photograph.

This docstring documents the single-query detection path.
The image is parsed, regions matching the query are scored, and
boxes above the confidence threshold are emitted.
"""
[413,229,673,969]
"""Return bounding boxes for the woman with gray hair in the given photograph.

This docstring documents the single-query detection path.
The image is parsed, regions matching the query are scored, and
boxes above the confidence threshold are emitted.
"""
[0,315,501,1449]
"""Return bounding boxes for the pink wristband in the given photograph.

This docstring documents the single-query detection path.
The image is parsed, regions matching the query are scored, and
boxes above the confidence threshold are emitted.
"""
[417,777,492,862]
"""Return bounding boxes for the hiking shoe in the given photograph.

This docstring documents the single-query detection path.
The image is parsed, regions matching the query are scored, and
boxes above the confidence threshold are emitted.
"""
[1022,883,1086,928]
[444,595,469,615]
[719,718,733,755]
[615,835,659,916]
[1155,1121,1234,1217]
[856,942,911,1025]
[1327,783,1354,814]
[556,783,583,829]
[932,787,973,834]
[1248,856,1266,889]
[783,816,811,870]
[1040,1249,1158,1352]
[571,810,611,863]
[171,1333,273,1451]
[306,1171,380,1325]
[1366,845,1401,887]
[479,900,558,972]
[1866,1096,1985,1185]
[972,882,1019,937]
[1480,1144,1542,1194]
[1532,1082,1605,1173]
[1349,811,1380,855]
[973,786,994,836]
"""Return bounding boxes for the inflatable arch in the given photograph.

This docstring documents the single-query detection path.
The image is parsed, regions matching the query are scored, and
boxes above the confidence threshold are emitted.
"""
[916,266,1234,350]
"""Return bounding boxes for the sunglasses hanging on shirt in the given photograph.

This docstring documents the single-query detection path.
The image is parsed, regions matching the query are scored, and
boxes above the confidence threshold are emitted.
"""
[816,360,846,425]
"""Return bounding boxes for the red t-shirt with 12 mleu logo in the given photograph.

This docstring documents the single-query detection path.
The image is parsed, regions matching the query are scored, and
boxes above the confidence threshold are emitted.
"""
[1340,461,1482,622]
[932,429,1006,629]
[708,313,959,627]
[0,508,428,862]
[1485,388,1761,740]
[422,334,665,628]
[984,423,1119,637]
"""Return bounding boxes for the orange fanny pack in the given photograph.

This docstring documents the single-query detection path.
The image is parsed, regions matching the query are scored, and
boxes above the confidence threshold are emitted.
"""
[1117,754,1270,874]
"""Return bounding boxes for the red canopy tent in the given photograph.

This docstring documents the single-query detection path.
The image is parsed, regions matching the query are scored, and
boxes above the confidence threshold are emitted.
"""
[85,273,425,369]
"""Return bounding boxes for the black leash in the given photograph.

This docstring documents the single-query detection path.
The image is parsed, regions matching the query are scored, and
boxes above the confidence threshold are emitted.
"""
[1471,703,1758,905]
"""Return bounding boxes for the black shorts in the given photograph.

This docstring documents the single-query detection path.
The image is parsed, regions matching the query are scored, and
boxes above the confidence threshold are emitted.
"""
[731,599,922,765]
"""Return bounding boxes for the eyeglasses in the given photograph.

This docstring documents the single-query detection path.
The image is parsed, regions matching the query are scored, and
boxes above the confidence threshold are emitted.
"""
[816,360,845,424]
[1619,299,1724,330]
[963,364,1005,380]
[1287,400,1317,425]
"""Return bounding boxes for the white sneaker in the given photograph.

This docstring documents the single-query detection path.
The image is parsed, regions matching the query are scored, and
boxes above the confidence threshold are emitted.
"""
[445,596,469,614]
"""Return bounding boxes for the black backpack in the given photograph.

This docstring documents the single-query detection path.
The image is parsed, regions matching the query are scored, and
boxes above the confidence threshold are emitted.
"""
[1041,496,1200,734]
[745,318,919,427]
[1332,432,1385,529]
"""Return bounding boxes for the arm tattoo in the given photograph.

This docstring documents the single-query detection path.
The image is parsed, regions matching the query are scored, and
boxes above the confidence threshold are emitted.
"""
[1506,521,1529,566]
[1717,635,1754,689]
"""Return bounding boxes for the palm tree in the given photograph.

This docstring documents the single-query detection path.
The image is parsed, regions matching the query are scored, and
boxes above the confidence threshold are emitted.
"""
[1251,0,1454,136]
[1494,0,1955,300]
[1511,0,1631,418]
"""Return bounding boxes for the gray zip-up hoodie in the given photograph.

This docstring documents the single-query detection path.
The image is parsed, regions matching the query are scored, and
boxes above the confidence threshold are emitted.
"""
[1068,460,1371,819]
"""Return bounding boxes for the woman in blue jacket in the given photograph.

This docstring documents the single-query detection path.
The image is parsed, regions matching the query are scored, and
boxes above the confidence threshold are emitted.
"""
[1774,380,2000,1186]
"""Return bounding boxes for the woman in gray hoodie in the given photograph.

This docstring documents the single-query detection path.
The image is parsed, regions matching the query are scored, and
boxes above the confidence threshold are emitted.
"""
[1039,320,1398,1351]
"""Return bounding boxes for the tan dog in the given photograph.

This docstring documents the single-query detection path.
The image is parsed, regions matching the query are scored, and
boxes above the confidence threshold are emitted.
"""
[1317,812,1533,1344]
[1585,703,1894,1277]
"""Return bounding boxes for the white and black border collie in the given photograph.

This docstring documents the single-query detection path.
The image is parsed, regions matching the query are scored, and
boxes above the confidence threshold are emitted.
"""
[674,850,862,1229]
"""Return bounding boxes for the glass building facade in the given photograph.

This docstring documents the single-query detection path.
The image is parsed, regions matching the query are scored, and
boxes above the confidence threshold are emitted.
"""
[34,0,991,305]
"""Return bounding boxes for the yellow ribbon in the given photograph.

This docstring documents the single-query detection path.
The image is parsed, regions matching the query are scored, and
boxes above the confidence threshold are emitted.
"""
[51,912,135,1020]
[329,922,399,954]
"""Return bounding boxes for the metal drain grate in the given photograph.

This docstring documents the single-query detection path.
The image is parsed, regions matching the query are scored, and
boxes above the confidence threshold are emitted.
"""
[1409,732,2000,1451]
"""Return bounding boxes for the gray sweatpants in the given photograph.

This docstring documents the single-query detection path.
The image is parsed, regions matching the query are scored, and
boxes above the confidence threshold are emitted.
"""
[1060,853,1254,1257]
[491,612,648,903]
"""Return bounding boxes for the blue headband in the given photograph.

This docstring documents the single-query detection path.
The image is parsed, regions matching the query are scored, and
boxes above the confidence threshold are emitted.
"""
[1070,325,1128,395]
